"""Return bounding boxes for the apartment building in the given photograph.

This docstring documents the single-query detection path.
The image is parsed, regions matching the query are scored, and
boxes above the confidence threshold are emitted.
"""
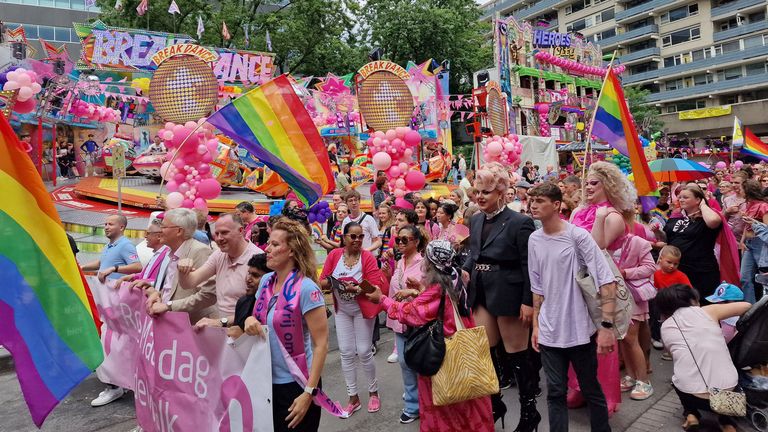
[480,0,768,139]
[1,0,99,61]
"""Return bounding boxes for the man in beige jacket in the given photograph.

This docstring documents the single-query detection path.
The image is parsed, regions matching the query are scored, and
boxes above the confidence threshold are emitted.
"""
[143,208,218,324]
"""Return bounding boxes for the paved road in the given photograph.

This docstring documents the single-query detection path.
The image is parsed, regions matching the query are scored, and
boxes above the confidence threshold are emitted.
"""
[3,328,739,432]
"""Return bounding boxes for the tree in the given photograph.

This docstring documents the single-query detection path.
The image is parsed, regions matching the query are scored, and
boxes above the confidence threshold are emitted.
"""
[93,0,366,76]
[363,0,493,93]
[624,86,664,137]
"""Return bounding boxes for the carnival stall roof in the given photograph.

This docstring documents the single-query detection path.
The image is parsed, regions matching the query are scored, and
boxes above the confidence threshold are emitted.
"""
[557,141,611,152]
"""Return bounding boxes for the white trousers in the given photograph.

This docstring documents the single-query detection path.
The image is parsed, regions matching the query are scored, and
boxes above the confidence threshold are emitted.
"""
[335,307,378,396]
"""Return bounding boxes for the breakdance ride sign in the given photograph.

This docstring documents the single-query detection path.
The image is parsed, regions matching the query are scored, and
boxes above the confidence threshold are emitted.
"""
[87,277,273,431]
[73,21,275,85]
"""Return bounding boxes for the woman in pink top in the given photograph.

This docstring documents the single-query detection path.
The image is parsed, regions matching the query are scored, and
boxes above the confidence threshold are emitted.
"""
[386,225,427,423]
[366,240,494,432]
[570,161,640,412]
[740,179,768,303]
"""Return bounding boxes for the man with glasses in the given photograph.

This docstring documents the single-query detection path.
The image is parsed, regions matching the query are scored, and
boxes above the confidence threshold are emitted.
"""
[119,218,171,286]
[81,214,142,408]
[141,208,218,325]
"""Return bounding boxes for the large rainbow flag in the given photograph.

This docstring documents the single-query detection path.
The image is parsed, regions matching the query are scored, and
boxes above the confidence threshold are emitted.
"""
[738,121,768,161]
[207,75,335,207]
[0,113,103,426]
[592,68,657,196]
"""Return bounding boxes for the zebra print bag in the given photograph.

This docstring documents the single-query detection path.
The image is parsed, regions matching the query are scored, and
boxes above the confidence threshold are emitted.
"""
[431,297,499,406]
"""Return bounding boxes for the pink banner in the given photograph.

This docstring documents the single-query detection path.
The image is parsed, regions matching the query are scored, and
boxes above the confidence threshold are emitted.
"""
[88,277,273,432]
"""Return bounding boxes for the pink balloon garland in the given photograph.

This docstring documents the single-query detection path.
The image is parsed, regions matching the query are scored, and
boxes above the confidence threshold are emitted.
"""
[159,119,222,210]
[533,51,626,77]
[69,99,121,123]
[367,127,426,197]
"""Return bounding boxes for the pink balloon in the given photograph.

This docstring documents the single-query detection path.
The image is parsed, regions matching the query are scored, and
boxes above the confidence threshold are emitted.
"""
[404,170,426,191]
[734,160,744,169]
[372,151,393,170]
[178,182,190,194]
[198,164,211,175]
[184,121,198,130]
[404,148,413,158]
[394,189,405,198]
[12,98,36,113]
[165,192,184,209]
[404,130,421,147]
[160,161,172,179]
[173,158,186,169]
[197,178,222,199]
[388,165,401,178]
[374,131,386,139]
[487,141,503,156]
[715,161,727,169]
[398,162,408,172]
[385,129,398,141]
[395,178,406,189]
[193,197,208,211]
[181,199,195,209]
[173,172,185,183]
[166,180,178,192]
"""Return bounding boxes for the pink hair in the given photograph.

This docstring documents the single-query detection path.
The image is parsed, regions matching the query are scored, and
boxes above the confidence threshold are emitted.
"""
[475,162,510,193]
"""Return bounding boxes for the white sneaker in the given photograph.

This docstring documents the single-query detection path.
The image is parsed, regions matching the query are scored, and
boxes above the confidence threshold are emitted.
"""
[387,352,399,363]
[652,339,664,350]
[91,387,125,407]
[630,380,654,400]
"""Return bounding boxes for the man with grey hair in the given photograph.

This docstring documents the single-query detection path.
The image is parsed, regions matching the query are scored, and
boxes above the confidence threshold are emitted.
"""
[176,213,263,328]
[142,208,218,324]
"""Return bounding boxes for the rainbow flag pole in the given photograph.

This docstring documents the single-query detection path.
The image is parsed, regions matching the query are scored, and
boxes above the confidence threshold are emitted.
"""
[0,112,103,427]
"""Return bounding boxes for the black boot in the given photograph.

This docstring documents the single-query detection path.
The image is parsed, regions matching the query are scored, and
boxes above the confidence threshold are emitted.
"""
[491,392,507,429]
[493,344,516,389]
[506,350,542,432]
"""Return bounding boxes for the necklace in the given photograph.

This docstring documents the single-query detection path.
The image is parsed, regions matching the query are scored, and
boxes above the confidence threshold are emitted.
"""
[343,251,361,269]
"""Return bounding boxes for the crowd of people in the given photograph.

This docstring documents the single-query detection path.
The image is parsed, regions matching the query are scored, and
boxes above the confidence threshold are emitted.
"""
[78,155,768,432]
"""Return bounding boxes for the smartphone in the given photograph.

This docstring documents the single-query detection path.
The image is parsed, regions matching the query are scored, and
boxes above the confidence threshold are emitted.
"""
[358,279,377,294]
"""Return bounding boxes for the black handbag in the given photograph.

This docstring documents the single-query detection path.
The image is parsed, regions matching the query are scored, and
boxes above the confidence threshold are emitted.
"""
[403,287,446,376]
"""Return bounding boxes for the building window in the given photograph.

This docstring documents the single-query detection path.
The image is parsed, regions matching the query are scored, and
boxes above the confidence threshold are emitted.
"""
[567,16,594,32]
[693,73,713,85]
[745,34,766,48]
[716,66,743,81]
[594,28,616,41]
[661,4,699,24]
[662,26,701,47]
[663,52,693,67]
[666,78,684,90]
[746,62,768,76]
[667,106,678,113]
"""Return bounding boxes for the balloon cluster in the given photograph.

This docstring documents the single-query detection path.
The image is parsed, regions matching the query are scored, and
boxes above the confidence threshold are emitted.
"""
[158,119,222,211]
[313,111,361,128]
[70,99,121,123]
[715,161,727,170]
[536,103,551,137]
[534,51,626,76]
[609,149,631,174]
[368,127,426,197]
[308,201,332,224]
[2,67,42,102]
[483,134,523,170]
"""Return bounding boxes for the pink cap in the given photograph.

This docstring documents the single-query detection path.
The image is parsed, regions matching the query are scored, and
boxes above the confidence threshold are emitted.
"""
[394,197,414,210]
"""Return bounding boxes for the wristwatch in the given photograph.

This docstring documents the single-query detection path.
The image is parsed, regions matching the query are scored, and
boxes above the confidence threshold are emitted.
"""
[220,317,230,328]
[304,385,318,396]
[600,320,614,329]
[114,265,119,273]
[166,300,173,311]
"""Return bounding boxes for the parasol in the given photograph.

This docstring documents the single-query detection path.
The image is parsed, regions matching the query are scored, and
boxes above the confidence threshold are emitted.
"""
[648,158,714,183]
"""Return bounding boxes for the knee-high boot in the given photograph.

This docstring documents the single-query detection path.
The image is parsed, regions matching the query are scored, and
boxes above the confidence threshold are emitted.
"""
[490,344,508,427]
[493,343,516,389]
[506,350,542,432]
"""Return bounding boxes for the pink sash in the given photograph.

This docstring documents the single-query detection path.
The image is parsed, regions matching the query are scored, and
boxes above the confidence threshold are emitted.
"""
[132,247,170,285]
[254,272,347,418]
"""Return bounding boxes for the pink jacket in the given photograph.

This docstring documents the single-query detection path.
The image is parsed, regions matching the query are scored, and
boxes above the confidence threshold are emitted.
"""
[616,234,656,314]
[381,283,474,337]
[321,248,389,319]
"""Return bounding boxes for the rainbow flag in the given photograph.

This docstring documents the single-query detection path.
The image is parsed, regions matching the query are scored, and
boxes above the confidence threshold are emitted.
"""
[0,113,103,427]
[740,125,768,161]
[207,75,335,207]
[592,68,657,196]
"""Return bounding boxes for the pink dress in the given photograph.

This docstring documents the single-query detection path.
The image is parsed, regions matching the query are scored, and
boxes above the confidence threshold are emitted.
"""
[570,203,623,414]
[381,284,494,432]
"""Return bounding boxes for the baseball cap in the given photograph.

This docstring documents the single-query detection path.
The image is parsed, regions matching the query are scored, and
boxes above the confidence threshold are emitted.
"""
[516,180,533,189]
[705,282,744,303]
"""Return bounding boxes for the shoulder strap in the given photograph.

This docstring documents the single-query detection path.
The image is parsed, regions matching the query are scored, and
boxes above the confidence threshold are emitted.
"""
[570,227,584,267]
[671,315,709,390]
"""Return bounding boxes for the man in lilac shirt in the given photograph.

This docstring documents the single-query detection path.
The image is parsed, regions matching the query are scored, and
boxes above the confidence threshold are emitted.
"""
[527,182,617,432]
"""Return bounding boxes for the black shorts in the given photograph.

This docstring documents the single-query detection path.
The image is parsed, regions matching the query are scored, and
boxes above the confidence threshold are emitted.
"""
[272,381,322,432]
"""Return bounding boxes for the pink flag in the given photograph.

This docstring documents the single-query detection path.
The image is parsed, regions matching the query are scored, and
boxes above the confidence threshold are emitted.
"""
[136,0,147,16]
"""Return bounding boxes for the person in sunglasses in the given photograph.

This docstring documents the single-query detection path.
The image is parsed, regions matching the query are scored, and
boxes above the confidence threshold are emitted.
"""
[386,225,428,423]
[319,222,389,416]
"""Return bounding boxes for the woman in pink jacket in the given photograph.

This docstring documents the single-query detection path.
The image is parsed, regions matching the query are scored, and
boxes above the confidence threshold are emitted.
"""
[366,240,494,432]
[319,222,389,415]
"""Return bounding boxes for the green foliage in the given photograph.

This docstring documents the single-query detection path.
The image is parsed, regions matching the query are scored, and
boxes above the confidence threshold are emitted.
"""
[363,0,493,93]
[624,86,664,136]
[93,0,493,92]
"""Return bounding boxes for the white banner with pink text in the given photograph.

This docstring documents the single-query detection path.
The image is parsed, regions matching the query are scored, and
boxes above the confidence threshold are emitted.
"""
[87,276,273,432]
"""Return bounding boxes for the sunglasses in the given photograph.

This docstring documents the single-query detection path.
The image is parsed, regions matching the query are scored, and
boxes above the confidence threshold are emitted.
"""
[346,233,365,240]
[394,236,415,245]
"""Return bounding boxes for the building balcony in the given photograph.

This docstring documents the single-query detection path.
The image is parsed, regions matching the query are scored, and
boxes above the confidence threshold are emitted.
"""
[714,20,768,42]
[659,99,768,136]
[711,0,766,21]
[646,72,768,103]
[623,44,768,84]
[516,0,572,20]
[619,46,661,64]
[599,24,659,50]
[615,0,678,23]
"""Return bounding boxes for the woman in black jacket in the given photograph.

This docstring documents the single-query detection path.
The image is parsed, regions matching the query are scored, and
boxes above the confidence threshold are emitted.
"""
[461,162,539,432]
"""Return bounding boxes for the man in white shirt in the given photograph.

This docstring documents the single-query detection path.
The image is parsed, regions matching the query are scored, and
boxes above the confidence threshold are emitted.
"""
[340,189,381,253]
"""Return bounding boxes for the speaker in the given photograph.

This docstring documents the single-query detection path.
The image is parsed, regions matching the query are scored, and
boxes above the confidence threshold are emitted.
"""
[477,70,490,87]
[369,47,383,61]
[12,43,26,60]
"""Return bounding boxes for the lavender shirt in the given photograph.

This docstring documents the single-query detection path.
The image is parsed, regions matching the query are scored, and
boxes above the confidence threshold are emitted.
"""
[529,224,616,348]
